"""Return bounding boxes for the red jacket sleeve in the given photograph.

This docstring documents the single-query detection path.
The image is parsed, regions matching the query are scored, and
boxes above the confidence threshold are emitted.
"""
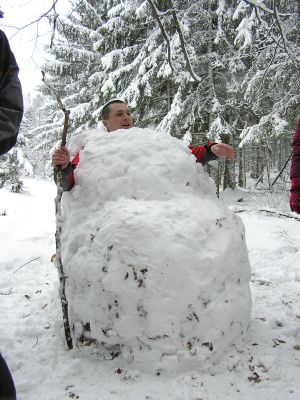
[189,142,217,164]
[54,152,80,191]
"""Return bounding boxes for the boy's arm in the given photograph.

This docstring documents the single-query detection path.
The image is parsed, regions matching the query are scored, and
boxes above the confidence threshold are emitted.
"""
[52,148,79,191]
[54,164,75,192]
[189,142,235,165]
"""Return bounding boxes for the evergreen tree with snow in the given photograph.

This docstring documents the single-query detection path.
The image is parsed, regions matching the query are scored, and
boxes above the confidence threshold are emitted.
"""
[32,0,299,189]
[0,130,32,192]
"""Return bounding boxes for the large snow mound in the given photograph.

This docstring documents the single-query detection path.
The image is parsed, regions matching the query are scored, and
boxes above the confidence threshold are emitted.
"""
[61,127,251,373]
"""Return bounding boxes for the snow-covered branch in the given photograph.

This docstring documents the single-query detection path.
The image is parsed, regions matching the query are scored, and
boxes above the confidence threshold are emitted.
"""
[272,0,297,64]
[147,0,173,74]
[169,1,201,83]
[243,0,298,64]
[241,0,292,16]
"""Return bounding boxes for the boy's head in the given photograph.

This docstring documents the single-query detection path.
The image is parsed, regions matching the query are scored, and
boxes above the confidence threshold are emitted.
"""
[101,100,133,132]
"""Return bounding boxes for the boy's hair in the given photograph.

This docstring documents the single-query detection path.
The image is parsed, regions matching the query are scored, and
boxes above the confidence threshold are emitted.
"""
[101,99,125,120]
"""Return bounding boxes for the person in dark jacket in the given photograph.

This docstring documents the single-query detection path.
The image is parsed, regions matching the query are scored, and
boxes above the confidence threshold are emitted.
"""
[290,118,300,214]
[0,353,16,400]
[52,100,235,191]
[0,12,21,400]
[0,27,23,155]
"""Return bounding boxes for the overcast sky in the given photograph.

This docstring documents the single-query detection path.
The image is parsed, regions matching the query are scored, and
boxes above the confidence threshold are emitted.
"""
[1,0,69,98]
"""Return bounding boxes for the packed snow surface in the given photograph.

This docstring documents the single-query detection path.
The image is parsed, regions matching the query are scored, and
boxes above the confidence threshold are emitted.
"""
[61,127,251,372]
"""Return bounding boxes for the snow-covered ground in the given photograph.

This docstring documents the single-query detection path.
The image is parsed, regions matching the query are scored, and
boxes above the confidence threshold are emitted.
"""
[1,178,300,400]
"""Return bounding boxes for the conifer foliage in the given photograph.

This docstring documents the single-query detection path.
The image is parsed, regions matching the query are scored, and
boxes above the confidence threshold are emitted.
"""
[23,0,300,189]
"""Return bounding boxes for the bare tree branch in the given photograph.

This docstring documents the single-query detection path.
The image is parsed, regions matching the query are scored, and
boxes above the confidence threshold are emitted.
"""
[5,0,60,38]
[42,71,70,147]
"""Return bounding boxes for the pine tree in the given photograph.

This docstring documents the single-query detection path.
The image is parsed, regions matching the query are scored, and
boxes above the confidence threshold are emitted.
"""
[30,0,299,190]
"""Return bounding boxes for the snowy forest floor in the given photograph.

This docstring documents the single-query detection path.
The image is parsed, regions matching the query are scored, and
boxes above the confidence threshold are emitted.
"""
[1,178,300,400]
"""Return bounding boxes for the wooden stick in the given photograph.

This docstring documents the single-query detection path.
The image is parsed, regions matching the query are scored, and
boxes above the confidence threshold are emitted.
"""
[42,72,73,350]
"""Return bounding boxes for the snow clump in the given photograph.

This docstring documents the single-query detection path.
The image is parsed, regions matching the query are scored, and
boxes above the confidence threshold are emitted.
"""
[61,127,252,373]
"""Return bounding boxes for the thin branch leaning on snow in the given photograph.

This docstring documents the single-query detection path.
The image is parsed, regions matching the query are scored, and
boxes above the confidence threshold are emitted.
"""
[232,206,300,222]
[276,228,298,252]
[12,257,40,275]
[147,0,173,74]
[169,1,201,83]
[271,152,292,187]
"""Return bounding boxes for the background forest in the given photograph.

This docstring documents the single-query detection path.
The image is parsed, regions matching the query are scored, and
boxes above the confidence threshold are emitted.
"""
[1,0,299,198]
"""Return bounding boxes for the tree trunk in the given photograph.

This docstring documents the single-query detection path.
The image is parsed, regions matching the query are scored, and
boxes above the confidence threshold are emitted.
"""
[222,133,236,190]
[264,146,271,189]
[238,146,246,187]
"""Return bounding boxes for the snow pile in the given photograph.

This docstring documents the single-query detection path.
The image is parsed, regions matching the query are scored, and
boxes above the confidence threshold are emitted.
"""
[61,127,251,373]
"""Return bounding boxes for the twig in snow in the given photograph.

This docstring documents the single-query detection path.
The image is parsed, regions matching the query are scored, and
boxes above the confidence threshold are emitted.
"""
[0,289,13,296]
[12,257,40,275]
[32,337,39,349]
[233,207,300,221]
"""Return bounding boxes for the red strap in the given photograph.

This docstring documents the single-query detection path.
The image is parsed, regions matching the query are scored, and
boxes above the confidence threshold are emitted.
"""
[71,152,80,167]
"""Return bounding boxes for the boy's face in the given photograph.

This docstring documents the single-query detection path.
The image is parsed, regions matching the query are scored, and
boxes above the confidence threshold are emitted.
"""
[103,103,133,132]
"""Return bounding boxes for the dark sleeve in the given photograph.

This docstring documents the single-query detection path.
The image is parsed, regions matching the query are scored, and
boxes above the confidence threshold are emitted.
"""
[290,119,300,213]
[290,119,300,180]
[0,353,16,400]
[54,163,75,192]
[0,30,24,156]
[189,142,218,165]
